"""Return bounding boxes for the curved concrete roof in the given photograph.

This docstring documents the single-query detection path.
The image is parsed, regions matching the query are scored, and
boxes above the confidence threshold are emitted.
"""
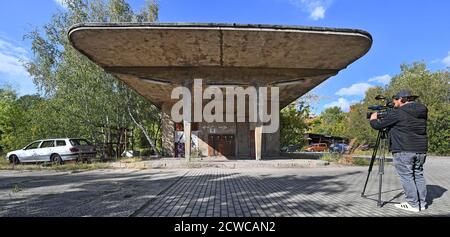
[68,23,372,107]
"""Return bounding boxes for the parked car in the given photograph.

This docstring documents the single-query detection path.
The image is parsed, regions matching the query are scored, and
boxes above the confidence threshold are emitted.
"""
[6,138,96,165]
[304,143,328,152]
[329,143,349,154]
[359,144,376,151]
[281,145,302,153]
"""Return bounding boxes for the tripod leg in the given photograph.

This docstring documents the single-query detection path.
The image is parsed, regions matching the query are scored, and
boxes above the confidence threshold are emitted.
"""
[378,166,383,207]
[377,136,386,207]
[361,132,382,197]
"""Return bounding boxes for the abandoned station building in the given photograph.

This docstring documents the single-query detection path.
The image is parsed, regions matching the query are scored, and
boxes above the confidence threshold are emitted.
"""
[69,23,372,160]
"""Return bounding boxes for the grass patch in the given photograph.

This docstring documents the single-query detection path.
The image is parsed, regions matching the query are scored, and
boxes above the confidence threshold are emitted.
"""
[0,156,111,172]
[352,150,375,156]
[320,153,341,163]
[0,155,11,169]
[50,162,110,172]
[118,157,144,163]
[352,157,371,166]
[321,153,372,166]
[0,156,151,172]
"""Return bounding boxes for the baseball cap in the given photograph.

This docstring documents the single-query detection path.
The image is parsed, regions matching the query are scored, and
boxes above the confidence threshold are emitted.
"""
[392,90,419,100]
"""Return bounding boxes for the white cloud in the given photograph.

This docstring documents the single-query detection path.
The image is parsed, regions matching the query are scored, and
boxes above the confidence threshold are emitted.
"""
[288,0,332,20]
[0,40,27,55]
[368,74,392,85]
[335,83,374,96]
[0,37,36,95]
[323,98,355,112]
[0,38,29,76]
[443,51,450,67]
[310,6,325,20]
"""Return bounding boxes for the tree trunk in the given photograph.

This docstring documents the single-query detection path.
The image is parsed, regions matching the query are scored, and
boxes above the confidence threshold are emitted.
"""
[127,105,160,157]
[348,138,358,154]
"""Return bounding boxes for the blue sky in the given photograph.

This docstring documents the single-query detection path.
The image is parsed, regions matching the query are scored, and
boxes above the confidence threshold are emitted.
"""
[0,0,449,114]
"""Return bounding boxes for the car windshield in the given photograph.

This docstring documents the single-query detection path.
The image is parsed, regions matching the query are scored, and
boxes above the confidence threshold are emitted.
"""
[70,139,92,146]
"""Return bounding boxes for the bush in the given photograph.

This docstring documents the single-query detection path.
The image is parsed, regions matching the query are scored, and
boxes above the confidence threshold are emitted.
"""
[320,153,341,163]
[140,148,155,157]
[352,157,371,166]
[0,155,8,167]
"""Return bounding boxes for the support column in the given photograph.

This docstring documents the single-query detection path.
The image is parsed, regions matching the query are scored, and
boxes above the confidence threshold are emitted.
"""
[184,120,191,161]
[255,122,263,161]
[255,86,262,161]
[161,103,175,157]
[183,80,193,161]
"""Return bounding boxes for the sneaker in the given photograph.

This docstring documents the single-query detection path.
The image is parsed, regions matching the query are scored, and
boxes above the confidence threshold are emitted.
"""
[394,202,420,212]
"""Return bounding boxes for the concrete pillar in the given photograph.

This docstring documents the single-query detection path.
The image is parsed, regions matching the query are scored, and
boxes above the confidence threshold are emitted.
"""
[255,122,263,161]
[234,121,239,158]
[161,103,175,157]
[183,80,193,161]
[184,120,191,161]
[255,86,262,161]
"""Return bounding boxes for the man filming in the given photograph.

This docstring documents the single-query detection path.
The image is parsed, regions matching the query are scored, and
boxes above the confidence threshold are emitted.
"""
[370,90,428,212]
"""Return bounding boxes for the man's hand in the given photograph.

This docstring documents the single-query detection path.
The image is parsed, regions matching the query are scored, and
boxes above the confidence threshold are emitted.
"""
[370,112,378,121]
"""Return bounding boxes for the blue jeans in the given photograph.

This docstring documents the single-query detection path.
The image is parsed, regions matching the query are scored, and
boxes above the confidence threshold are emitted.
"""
[393,152,427,209]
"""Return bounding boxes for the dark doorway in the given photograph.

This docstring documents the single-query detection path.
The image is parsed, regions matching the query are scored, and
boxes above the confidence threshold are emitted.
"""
[208,134,235,157]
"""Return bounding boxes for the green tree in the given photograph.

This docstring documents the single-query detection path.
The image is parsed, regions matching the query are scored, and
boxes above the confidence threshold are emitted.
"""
[343,86,384,146]
[311,106,346,137]
[0,87,18,152]
[109,0,133,22]
[0,88,48,151]
[280,99,312,149]
[21,0,162,156]
[136,0,159,22]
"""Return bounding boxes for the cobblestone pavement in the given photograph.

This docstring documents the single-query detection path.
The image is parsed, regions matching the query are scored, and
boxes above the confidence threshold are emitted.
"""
[135,157,450,217]
[1,157,449,217]
[0,169,187,217]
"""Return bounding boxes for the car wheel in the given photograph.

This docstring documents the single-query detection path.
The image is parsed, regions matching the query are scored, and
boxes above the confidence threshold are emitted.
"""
[51,154,63,165]
[10,155,20,165]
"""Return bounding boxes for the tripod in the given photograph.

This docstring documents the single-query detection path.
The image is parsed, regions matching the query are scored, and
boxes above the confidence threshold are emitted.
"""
[361,129,388,207]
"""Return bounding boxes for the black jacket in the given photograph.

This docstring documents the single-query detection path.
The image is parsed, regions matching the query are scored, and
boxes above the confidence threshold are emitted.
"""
[370,102,428,153]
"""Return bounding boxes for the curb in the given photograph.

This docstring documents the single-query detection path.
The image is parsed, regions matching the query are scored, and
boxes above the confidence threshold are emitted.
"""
[110,159,330,169]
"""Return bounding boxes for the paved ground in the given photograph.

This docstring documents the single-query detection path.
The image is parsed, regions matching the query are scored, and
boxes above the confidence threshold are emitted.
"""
[1,157,449,217]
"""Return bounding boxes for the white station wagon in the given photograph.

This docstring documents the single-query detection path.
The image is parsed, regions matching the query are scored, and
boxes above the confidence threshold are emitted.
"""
[6,138,96,165]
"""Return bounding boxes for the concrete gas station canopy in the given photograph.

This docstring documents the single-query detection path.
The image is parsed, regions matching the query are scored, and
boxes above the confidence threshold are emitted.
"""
[68,23,372,107]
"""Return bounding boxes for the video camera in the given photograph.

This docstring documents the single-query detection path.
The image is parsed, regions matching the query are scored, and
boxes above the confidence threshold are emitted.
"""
[366,95,394,119]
